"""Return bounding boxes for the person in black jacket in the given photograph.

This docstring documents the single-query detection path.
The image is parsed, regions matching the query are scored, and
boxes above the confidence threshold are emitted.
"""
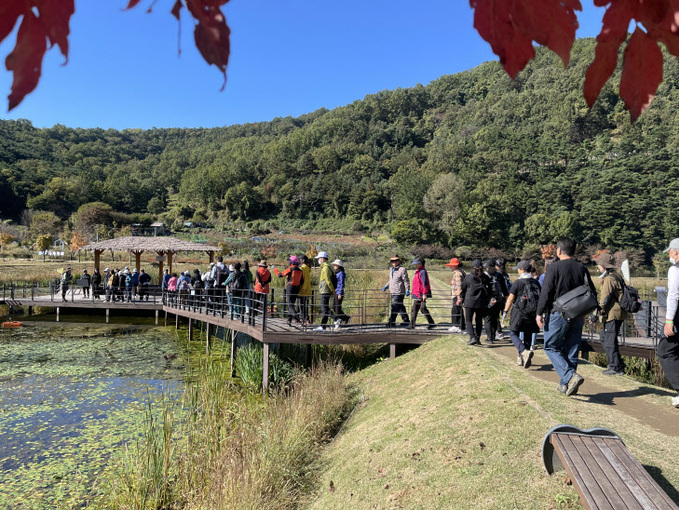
[91,268,102,300]
[483,259,507,344]
[536,237,597,397]
[460,259,492,346]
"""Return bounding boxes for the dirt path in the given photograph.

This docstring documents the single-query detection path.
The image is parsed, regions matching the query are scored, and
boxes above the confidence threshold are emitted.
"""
[429,274,679,437]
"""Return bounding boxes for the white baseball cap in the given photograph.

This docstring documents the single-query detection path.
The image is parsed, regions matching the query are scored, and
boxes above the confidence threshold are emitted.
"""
[664,238,679,252]
[315,251,329,259]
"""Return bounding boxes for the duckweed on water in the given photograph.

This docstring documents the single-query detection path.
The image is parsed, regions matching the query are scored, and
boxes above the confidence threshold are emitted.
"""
[0,325,187,509]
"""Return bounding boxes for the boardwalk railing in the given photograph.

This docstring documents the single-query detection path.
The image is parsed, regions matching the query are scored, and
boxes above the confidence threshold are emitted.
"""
[0,281,165,305]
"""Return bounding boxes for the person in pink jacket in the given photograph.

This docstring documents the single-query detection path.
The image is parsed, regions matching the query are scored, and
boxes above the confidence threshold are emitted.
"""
[410,258,435,330]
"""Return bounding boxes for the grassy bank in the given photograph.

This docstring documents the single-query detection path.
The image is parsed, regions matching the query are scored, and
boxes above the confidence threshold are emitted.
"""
[306,335,679,509]
[100,358,354,509]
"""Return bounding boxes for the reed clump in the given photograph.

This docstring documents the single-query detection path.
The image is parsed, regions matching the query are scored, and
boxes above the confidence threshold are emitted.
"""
[101,360,353,510]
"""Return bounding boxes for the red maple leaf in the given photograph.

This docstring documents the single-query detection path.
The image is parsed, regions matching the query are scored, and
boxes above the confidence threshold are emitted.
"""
[6,12,48,111]
[620,27,663,121]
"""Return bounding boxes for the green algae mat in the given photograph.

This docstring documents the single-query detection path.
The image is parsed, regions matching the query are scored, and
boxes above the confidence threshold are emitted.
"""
[0,324,186,509]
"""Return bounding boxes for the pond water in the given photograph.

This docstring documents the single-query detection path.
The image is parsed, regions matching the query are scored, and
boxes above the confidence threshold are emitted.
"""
[0,323,189,509]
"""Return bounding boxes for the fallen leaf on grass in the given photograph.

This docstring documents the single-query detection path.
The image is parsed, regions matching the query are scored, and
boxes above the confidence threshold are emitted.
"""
[329,480,335,492]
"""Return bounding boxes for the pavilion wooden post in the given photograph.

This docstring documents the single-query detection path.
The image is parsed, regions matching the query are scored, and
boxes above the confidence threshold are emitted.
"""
[132,250,144,272]
[168,251,174,276]
[208,250,215,264]
[93,249,103,272]
[156,250,166,285]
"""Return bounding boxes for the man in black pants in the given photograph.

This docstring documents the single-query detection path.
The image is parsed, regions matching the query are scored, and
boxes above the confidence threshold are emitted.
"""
[660,238,679,408]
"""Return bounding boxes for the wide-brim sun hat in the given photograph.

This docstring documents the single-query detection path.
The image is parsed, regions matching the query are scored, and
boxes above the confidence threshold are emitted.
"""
[389,255,401,262]
[445,258,461,267]
[315,251,329,259]
[331,259,343,267]
[258,260,267,267]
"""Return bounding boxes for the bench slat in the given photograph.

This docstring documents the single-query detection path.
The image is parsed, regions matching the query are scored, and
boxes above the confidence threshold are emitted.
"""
[552,434,614,510]
[571,435,639,510]
[603,438,679,510]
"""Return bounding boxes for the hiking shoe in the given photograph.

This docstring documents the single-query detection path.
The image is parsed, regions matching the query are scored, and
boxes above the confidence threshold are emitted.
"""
[516,355,524,366]
[333,319,342,331]
[523,350,534,369]
[566,374,585,396]
[467,338,481,346]
[485,339,495,345]
[448,326,462,333]
[313,326,324,332]
[427,324,436,330]
[602,368,624,376]
[557,384,568,394]
[496,332,504,340]
[672,395,679,408]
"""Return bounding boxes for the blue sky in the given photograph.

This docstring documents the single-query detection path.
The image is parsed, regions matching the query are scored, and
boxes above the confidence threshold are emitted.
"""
[0,1,605,130]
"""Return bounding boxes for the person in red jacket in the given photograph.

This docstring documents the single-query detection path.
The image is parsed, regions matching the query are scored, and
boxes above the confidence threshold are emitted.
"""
[274,255,304,325]
[409,258,435,330]
[253,260,271,316]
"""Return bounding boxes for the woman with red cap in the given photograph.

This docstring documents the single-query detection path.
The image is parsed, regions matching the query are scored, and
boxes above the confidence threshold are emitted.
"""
[445,258,466,333]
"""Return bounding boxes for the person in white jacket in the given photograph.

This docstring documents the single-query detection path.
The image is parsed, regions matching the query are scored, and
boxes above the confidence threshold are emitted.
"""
[661,238,679,408]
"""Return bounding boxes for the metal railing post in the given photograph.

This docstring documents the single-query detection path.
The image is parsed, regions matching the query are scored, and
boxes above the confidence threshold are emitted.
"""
[262,294,268,332]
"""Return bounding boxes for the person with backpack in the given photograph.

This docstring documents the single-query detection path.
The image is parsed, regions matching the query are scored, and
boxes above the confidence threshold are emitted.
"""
[211,256,229,304]
[445,258,465,333]
[460,259,492,345]
[223,262,248,318]
[482,259,507,344]
[274,256,305,325]
[313,251,336,331]
[502,260,541,368]
[138,268,151,301]
[536,237,598,397]
[60,267,72,302]
[107,269,118,302]
[593,252,627,376]
[122,268,133,302]
[254,260,272,316]
[495,258,512,340]
[382,254,410,328]
[131,268,140,298]
[80,269,91,299]
[409,258,435,330]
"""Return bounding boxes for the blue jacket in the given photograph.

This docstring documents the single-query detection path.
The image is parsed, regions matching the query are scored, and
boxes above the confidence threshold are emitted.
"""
[336,269,346,296]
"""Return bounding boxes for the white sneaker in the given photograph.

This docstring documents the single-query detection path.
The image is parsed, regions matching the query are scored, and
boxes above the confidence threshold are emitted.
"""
[448,326,462,333]
[517,355,524,366]
[313,326,324,332]
[496,332,504,340]
[672,395,679,408]
[334,319,342,331]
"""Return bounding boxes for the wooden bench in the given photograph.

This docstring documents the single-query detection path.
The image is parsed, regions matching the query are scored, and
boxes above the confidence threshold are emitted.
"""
[542,425,678,510]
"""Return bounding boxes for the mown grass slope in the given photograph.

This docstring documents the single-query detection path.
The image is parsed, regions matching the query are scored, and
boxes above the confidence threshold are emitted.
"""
[306,335,679,509]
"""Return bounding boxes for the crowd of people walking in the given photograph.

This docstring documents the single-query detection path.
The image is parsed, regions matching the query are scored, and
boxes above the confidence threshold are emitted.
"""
[56,235,679,409]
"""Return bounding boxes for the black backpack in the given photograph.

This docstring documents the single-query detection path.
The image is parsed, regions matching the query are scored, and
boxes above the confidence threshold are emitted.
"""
[230,270,247,291]
[216,265,229,286]
[517,279,541,316]
[612,274,642,313]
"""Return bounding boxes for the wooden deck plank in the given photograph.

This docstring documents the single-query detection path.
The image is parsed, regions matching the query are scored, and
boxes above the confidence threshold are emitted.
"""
[602,438,679,510]
[552,434,606,510]
[572,436,636,510]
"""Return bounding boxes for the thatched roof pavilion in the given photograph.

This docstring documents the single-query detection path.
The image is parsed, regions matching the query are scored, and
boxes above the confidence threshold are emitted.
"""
[81,236,220,282]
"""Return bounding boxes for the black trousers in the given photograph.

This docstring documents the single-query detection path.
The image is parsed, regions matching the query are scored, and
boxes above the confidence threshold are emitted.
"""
[411,299,434,326]
[286,286,301,323]
[451,301,465,329]
[658,333,679,392]
[600,319,624,371]
[334,295,350,323]
[465,307,485,341]
[320,294,335,325]
[388,294,409,325]
[484,302,502,340]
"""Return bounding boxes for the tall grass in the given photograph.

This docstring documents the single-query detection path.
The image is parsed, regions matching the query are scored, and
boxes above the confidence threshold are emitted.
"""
[100,359,353,509]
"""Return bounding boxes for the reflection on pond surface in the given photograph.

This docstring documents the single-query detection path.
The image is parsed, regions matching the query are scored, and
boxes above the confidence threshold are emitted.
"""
[0,324,187,509]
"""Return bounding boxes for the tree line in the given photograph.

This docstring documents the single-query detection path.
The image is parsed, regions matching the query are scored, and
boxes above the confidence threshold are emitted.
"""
[1,38,678,263]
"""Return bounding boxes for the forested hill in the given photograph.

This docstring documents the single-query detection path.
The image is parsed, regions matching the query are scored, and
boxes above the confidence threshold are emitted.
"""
[2,37,679,257]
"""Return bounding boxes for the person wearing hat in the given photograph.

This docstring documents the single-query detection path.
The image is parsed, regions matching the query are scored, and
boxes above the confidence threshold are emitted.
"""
[495,258,511,340]
[313,251,337,331]
[299,255,313,324]
[332,259,351,329]
[593,252,627,376]
[660,238,679,407]
[122,268,134,302]
[409,258,435,330]
[382,255,410,328]
[536,237,597,397]
[252,260,272,316]
[445,258,466,333]
[460,259,492,345]
[482,258,507,344]
[274,256,304,325]
[502,260,541,368]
